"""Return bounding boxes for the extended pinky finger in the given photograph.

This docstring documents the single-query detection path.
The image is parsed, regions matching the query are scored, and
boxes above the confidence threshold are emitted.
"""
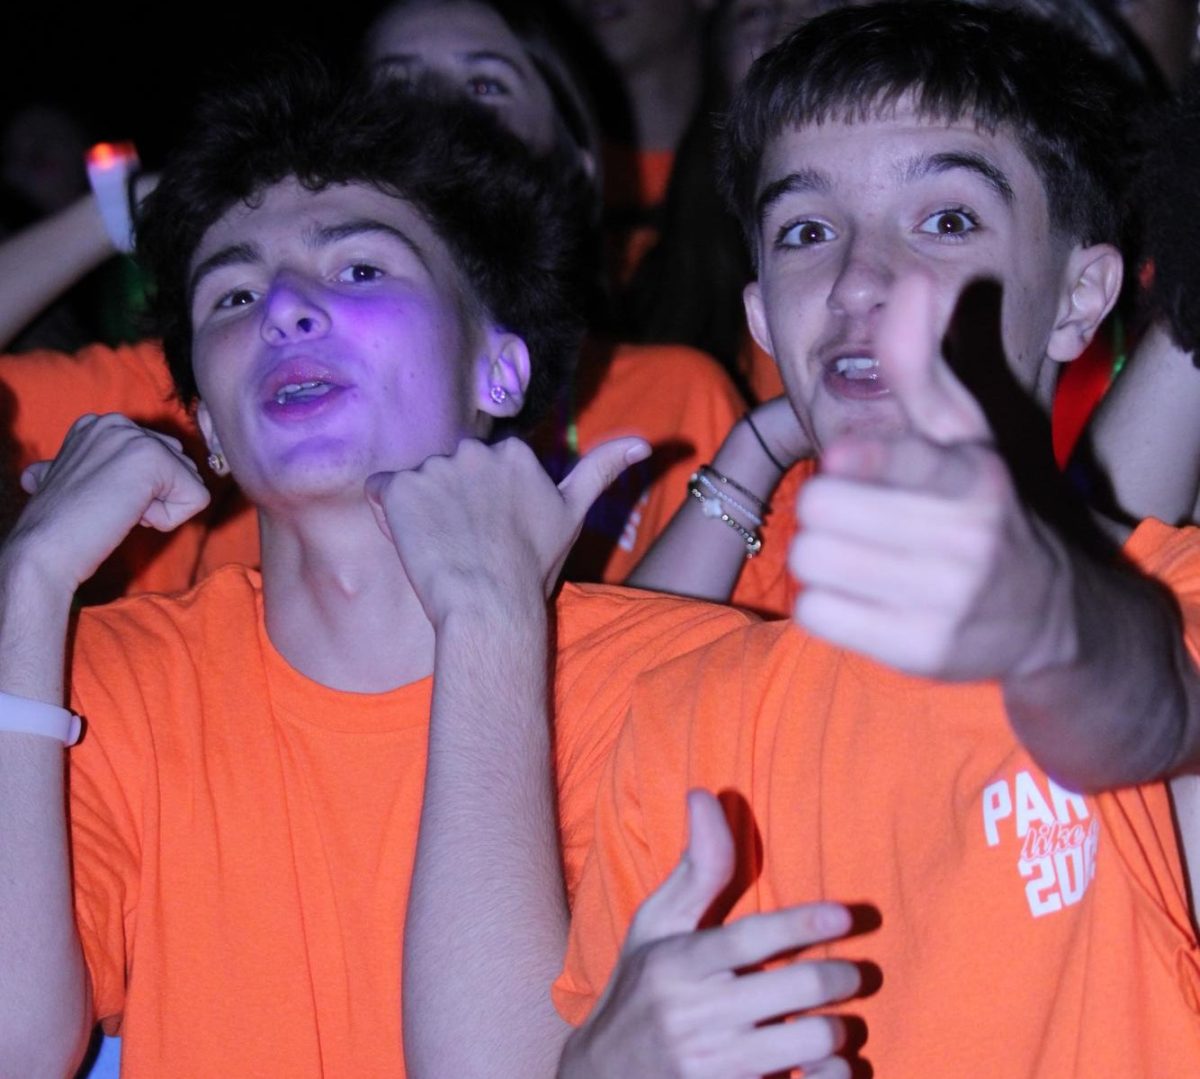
[723,1013,849,1078]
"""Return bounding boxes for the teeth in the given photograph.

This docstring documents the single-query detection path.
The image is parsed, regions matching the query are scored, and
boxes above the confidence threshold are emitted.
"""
[833,357,878,379]
[274,380,328,405]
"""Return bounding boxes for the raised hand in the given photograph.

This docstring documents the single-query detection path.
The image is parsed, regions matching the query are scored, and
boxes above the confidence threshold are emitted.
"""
[10,412,211,590]
[561,790,861,1079]
[364,434,649,624]
[790,274,1072,681]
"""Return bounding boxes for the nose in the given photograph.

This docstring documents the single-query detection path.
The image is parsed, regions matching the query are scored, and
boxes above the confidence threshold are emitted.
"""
[827,234,894,322]
[260,273,330,345]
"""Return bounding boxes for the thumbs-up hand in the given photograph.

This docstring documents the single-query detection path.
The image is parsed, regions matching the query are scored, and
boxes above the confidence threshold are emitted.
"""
[366,434,650,627]
[789,274,1074,682]
[560,790,861,1079]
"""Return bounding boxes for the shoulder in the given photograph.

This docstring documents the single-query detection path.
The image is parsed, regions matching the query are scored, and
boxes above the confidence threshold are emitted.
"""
[1123,518,1200,586]
[555,581,757,662]
[73,563,262,663]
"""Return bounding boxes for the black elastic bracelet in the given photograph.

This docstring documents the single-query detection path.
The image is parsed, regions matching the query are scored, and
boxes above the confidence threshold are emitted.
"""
[745,414,786,472]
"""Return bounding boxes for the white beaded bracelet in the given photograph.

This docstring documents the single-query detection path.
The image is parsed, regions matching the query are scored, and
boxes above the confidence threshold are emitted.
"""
[0,690,82,745]
[85,141,141,255]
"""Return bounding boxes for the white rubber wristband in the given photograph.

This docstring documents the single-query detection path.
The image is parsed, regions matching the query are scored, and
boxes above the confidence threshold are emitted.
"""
[85,141,140,254]
[0,690,82,746]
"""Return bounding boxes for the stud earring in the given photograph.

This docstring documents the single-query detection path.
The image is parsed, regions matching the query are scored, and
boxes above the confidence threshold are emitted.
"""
[489,385,508,405]
[207,452,228,476]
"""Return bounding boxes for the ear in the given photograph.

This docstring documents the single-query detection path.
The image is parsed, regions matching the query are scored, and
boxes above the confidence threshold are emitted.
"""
[477,329,532,420]
[743,279,775,360]
[195,399,224,457]
[1046,243,1123,363]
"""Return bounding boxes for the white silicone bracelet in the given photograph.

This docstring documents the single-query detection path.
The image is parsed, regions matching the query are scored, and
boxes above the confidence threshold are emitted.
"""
[85,141,140,255]
[0,691,82,746]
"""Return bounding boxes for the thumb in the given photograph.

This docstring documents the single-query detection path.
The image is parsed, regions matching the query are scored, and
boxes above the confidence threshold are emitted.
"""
[881,273,991,444]
[558,436,651,523]
[20,460,50,495]
[623,788,734,954]
[362,471,397,544]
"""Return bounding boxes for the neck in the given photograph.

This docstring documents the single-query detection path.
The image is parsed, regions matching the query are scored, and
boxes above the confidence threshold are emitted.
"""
[622,38,704,153]
[259,501,435,693]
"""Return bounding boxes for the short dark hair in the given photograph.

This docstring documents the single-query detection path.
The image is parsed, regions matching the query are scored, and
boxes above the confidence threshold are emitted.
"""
[719,0,1141,263]
[136,49,594,433]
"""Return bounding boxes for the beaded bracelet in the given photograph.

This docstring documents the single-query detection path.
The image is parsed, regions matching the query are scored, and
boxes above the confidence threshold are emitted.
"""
[687,480,762,558]
[696,470,763,527]
[696,463,768,514]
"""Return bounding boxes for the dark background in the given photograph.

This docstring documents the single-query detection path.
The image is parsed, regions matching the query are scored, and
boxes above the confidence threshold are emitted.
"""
[0,2,392,167]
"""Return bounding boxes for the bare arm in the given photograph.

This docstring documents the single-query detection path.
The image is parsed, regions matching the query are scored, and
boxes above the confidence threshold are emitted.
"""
[372,436,647,1078]
[0,414,208,1076]
[626,397,810,601]
[0,175,158,351]
[0,550,92,1078]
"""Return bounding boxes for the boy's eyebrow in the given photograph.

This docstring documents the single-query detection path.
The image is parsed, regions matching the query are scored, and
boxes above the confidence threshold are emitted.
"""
[379,48,529,85]
[755,168,832,227]
[189,242,259,303]
[189,218,431,302]
[901,151,1014,203]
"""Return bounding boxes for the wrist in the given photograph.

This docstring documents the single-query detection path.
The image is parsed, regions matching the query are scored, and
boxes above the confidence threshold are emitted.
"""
[85,141,140,254]
[712,419,787,504]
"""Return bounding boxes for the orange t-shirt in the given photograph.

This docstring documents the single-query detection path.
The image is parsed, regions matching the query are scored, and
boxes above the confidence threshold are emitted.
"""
[555,518,1200,1075]
[0,339,259,599]
[600,143,676,287]
[531,338,746,584]
[66,569,755,1076]
[729,458,815,619]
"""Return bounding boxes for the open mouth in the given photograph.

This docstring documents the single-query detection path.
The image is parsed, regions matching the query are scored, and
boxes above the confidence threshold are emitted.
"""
[822,354,890,400]
[272,379,334,405]
[831,356,880,381]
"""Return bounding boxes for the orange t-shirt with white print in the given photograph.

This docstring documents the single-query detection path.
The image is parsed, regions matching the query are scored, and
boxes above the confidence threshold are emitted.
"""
[531,338,747,585]
[0,339,259,599]
[555,518,1200,1076]
[66,567,756,1077]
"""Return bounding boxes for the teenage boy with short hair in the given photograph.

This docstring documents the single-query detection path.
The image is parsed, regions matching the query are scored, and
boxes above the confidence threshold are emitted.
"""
[549,3,1200,1073]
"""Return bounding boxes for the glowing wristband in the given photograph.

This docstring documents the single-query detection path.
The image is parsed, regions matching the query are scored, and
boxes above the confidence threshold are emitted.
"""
[0,690,82,746]
[85,141,140,254]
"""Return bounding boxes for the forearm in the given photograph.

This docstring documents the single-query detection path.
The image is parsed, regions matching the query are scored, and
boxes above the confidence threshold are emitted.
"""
[403,598,569,1079]
[0,194,116,351]
[0,548,92,1077]
[626,416,784,600]
[1003,549,1200,793]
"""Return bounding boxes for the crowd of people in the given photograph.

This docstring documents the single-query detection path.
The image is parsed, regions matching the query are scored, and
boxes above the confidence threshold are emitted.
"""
[1,0,1199,1076]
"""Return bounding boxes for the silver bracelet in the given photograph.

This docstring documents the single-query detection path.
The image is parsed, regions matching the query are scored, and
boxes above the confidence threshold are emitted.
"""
[696,470,763,527]
[687,481,762,558]
[0,690,82,745]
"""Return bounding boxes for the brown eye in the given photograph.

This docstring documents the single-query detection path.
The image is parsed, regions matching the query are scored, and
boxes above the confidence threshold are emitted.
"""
[919,208,978,237]
[778,219,835,247]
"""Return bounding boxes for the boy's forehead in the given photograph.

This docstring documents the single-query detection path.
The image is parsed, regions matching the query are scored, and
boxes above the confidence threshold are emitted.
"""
[754,107,1046,214]
[192,178,442,265]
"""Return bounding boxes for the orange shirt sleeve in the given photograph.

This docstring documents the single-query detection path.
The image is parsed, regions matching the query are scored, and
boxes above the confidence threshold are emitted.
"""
[558,342,747,585]
[0,339,191,467]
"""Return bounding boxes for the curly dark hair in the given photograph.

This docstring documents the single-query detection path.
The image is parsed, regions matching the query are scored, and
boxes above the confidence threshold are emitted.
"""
[719,0,1144,266]
[135,46,595,433]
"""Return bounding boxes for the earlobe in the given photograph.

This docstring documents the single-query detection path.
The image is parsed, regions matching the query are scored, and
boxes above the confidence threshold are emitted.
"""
[480,331,531,419]
[1047,244,1124,362]
[195,401,229,477]
[743,281,775,359]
